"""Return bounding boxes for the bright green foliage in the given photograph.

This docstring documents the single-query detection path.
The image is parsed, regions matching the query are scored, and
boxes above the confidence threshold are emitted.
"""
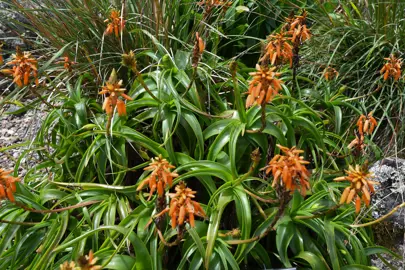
[0,0,402,269]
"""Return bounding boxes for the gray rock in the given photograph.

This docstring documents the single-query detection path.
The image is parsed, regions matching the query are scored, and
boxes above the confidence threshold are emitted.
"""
[370,158,405,269]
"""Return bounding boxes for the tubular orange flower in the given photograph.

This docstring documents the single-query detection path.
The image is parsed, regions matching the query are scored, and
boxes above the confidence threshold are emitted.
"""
[356,112,377,137]
[165,182,205,229]
[380,54,402,81]
[263,144,310,196]
[246,64,283,108]
[77,250,101,270]
[286,10,311,44]
[104,9,125,38]
[99,69,133,116]
[0,46,38,87]
[197,0,232,11]
[324,66,339,81]
[334,164,378,213]
[192,32,205,67]
[0,168,20,202]
[260,32,293,67]
[59,261,76,270]
[63,56,74,72]
[347,132,365,151]
[136,155,178,200]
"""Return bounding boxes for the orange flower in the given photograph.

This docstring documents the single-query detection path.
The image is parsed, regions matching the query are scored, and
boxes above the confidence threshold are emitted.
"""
[77,250,101,270]
[334,164,378,213]
[1,46,38,87]
[155,182,206,229]
[104,9,125,38]
[136,155,178,200]
[356,112,377,137]
[121,50,137,71]
[347,132,365,151]
[246,64,283,108]
[380,54,402,81]
[197,0,232,11]
[192,32,205,67]
[264,144,310,196]
[0,168,20,202]
[59,261,76,270]
[260,32,293,67]
[286,10,311,44]
[63,56,74,72]
[324,66,339,81]
[99,69,133,116]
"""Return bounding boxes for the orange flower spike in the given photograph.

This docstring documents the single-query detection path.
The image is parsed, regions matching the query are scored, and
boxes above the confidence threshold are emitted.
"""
[1,47,38,87]
[60,56,75,72]
[60,261,77,270]
[324,66,339,81]
[260,32,293,67]
[163,182,204,228]
[264,144,311,195]
[287,10,311,44]
[99,69,132,116]
[0,169,20,202]
[246,65,283,108]
[356,112,378,136]
[137,155,178,199]
[380,55,402,81]
[334,164,378,214]
[104,9,125,38]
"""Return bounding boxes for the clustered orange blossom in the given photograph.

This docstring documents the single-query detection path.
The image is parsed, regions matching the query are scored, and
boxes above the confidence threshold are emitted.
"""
[246,65,283,108]
[62,56,74,72]
[0,168,20,202]
[264,144,310,196]
[286,10,311,44]
[348,112,377,150]
[1,46,38,87]
[260,33,293,67]
[324,66,339,81]
[260,11,311,67]
[380,54,402,81]
[192,32,205,67]
[334,164,378,213]
[155,182,206,229]
[99,69,133,116]
[197,0,232,11]
[104,9,125,38]
[60,250,101,270]
[137,155,178,200]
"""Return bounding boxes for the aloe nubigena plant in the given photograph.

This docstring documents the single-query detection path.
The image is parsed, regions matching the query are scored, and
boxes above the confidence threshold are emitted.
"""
[0,1,403,269]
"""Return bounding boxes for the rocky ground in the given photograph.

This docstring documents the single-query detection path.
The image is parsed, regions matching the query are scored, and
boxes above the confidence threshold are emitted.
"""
[0,97,47,177]
[370,158,405,269]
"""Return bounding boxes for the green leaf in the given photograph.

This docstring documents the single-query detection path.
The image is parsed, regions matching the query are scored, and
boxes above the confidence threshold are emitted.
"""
[364,246,402,259]
[341,265,379,270]
[276,218,294,267]
[105,255,136,269]
[295,251,328,270]
[324,220,340,270]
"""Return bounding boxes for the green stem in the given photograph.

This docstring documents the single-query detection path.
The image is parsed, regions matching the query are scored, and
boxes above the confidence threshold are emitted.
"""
[133,68,162,103]
[351,202,405,228]
[230,62,247,123]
